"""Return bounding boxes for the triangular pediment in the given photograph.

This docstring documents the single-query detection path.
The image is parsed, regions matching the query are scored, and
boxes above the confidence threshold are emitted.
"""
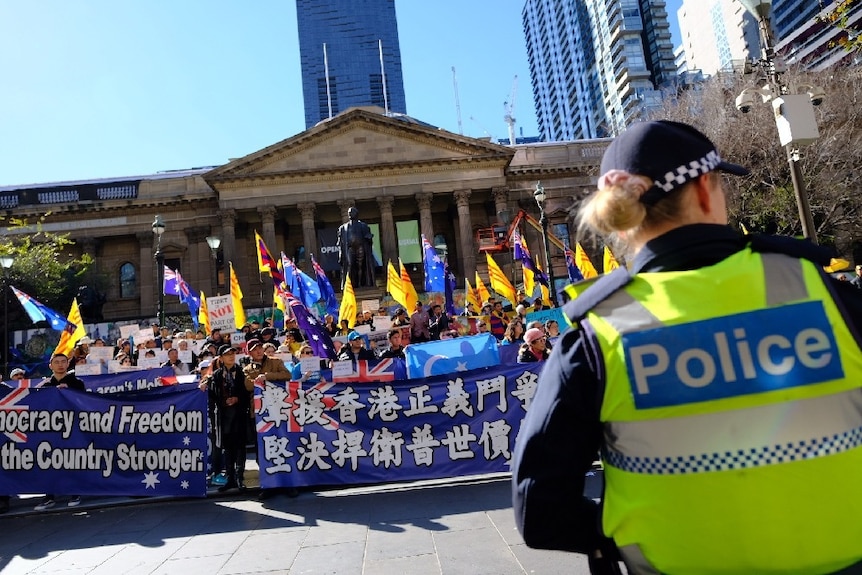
[204,107,514,185]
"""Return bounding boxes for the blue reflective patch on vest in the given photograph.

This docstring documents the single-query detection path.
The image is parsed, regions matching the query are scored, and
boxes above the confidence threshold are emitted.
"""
[623,301,843,409]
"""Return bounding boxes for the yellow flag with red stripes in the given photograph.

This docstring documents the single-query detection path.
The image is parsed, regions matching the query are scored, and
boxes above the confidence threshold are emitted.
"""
[474,271,491,305]
[387,260,406,310]
[485,253,516,305]
[603,246,620,273]
[576,243,598,279]
[229,262,247,329]
[339,275,357,328]
[465,278,481,311]
[399,259,419,311]
[198,290,211,334]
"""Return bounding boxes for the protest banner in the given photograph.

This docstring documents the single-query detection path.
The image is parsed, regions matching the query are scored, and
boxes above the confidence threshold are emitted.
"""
[0,384,207,496]
[207,295,235,331]
[254,362,542,489]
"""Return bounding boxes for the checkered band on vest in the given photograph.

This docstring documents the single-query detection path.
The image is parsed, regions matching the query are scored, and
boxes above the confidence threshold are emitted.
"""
[653,150,722,192]
[603,425,862,475]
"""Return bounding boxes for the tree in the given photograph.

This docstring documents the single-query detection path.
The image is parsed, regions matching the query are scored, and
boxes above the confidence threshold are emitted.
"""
[817,0,862,53]
[644,67,862,259]
[0,214,94,330]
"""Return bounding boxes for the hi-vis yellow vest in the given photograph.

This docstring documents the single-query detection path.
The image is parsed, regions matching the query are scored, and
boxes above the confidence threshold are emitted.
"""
[583,250,862,574]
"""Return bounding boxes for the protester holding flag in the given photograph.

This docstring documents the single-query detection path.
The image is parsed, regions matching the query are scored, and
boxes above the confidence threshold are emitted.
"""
[199,346,249,493]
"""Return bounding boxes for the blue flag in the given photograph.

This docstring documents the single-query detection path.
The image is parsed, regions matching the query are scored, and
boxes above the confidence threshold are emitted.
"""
[405,333,500,379]
[176,271,201,330]
[285,292,336,360]
[565,248,584,283]
[311,256,340,319]
[513,229,549,287]
[444,261,457,316]
[11,286,76,333]
[422,235,446,293]
[293,265,322,311]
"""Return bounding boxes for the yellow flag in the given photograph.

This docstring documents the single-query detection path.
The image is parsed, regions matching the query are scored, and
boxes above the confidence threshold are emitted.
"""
[198,290,211,334]
[229,262,247,329]
[475,271,491,305]
[387,260,406,309]
[576,243,598,279]
[400,259,419,311]
[485,253,516,305]
[824,258,850,273]
[603,246,620,273]
[465,278,481,311]
[339,275,357,328]
[273,286,286,313]
[53,298,85,357]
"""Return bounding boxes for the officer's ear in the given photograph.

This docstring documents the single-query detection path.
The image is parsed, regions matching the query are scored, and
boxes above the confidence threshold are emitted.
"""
[692,173,721,220]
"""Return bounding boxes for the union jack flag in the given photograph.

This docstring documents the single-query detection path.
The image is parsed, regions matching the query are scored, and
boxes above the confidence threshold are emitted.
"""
[332,358,396,383]
[0,385,31,443]
[254,378,339,433]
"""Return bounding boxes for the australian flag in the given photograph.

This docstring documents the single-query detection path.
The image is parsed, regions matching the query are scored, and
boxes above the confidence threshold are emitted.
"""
[512,229,549,286]
[163,265,180,296]
[10,286,76,333]
[444,261,457,316]
[311,256,340,319]
[176,271,201,329]
[422,235,446,293]
[284,291,336,359]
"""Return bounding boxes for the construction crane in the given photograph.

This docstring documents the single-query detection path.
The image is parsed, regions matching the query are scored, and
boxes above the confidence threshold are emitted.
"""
[452,66,463,135]
[503,75,518,146]
[469,116,494,142]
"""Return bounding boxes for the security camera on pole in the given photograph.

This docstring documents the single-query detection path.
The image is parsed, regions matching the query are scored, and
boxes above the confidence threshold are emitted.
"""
[735,0,822,243]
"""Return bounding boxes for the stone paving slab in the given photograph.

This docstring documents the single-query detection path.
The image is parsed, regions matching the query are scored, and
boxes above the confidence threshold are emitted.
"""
[0,473,603,574]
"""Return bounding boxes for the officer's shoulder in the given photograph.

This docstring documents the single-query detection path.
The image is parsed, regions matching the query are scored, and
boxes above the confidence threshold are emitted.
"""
[561,267,632,324]
[746,233,832,266]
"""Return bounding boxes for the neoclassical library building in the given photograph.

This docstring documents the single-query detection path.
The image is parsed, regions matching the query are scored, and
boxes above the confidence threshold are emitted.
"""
[0,107,607,324]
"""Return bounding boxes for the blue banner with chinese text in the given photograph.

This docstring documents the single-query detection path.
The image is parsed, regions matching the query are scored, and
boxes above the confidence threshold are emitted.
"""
[254,363,543,488]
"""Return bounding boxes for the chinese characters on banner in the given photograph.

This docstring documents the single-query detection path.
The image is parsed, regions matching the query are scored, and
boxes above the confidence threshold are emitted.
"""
[254,364,541,488]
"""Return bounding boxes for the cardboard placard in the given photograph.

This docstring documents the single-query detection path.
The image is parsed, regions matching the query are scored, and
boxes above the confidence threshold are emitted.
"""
[207,295,235,331]
[331,360,355,379]
[361,299,379,313]
[119,324,139,339]
[372,316,392,332]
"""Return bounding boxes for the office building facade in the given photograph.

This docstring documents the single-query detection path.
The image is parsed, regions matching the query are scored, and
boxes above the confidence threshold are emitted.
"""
[677,0,760,76]
[296,0,407,129]
[522,0,676,141]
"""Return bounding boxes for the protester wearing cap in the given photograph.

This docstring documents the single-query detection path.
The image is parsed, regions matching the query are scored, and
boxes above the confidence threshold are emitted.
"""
[513,120,862,574]
[199,344,248,492]
[852,264,862,289]
[8,368,25,380]
[336,330,376,363]
[517,328,549,363]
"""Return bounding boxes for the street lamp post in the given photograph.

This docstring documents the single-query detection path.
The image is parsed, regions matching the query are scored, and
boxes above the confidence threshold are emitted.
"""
[152,215,166,328]
[206,235,221,295]
[533,181,558,307]
[737,0,819,243]
[0,255,13,378]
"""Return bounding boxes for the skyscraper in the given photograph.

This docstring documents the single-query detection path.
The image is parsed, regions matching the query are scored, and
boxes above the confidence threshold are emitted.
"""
[677,0,760,76]
[296,0,407,129]
[772,0,821,42]
[522,0,676,141]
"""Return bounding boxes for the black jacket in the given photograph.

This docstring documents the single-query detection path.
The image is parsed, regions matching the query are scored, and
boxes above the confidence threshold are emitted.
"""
[512,224,862,554]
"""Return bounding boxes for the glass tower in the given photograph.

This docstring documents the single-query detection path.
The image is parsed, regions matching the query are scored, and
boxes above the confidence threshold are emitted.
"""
[296,0,407,129]
[522,0,676,141]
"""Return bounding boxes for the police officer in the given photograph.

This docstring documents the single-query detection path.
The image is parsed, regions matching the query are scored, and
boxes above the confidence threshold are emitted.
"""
[512,120,862,574]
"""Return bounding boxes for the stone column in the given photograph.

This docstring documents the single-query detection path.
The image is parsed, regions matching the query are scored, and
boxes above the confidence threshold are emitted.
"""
[297,203,318,269]
[257,205,278,257]
[219,209,237,277]
[492,186,510,222]
[184,226,210,295]
[136,231,156,319]
[377,196,396,267]
[454,190,475,280]
[337,199,355,222]
[416,193,434,245]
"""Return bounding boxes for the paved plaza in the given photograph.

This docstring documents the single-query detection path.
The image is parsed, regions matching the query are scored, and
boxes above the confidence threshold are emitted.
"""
[0,473,602,574]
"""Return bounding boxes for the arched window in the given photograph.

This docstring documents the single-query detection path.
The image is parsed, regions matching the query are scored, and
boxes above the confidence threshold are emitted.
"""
[120,262,137,298]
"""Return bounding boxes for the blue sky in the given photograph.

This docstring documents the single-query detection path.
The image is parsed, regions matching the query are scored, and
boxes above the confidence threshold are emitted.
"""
[0,1,683,186]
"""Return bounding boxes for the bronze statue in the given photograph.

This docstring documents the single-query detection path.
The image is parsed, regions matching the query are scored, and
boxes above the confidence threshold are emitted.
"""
[336,207,376,289]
